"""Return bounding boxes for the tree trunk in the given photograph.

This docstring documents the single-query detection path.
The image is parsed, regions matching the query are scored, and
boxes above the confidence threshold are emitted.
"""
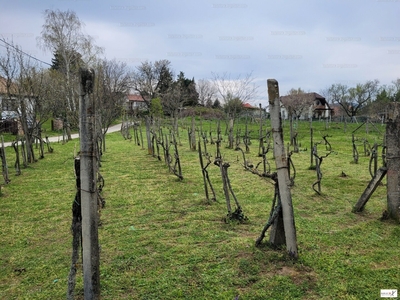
[19,99,34,163]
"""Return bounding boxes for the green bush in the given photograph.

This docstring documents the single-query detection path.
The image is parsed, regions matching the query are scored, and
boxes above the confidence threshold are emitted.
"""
[180,106,224,119]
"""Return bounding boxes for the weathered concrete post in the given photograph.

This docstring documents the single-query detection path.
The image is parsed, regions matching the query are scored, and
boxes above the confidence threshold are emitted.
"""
[145,117,153,155]
[0,135,10,183]
[79,68,100,299]
[191,116,196,151]
[353,167,387,213]
[268,79,298,258]
[386,103,400,221]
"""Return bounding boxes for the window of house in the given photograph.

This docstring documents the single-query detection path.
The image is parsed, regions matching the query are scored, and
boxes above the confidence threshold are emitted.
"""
[2,98,18,111]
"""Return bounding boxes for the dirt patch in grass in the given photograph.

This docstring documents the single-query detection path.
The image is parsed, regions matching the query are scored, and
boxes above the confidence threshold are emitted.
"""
[275,265,316,286]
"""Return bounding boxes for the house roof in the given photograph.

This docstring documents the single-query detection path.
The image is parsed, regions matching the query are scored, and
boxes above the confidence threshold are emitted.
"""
[127,94,145,102]
[280,92,329,107]
[0,77,18,95]
[242,102,258,109]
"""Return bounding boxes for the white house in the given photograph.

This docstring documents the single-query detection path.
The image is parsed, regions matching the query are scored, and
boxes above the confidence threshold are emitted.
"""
[280,92,332,120]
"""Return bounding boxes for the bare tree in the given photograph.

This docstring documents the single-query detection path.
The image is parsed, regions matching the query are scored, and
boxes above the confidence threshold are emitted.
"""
[348,80,379,118]
[327,80,379,122]
[391,78,400,97]
[280,88,311,119]
[161,81,184,118]
[131,60,174,108]
[196,79,217,107]
[211,71,258,106]
[0,41,34,162]
[0,40,51,163]
[280,88,310,146]
[93,58,131,151]
[37,9,103,138]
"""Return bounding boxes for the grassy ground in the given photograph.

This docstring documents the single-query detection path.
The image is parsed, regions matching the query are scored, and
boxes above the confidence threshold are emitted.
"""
[0,118,398,299]
[0,118,81,143]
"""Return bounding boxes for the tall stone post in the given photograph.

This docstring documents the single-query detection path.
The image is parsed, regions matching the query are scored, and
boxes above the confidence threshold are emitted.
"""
[386,103,400,222]
[267,79,298,258]
[79,68,100,299]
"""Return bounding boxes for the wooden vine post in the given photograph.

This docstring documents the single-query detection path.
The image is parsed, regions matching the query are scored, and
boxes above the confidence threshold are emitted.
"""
[79,68,100,299]
[267,79,298,258]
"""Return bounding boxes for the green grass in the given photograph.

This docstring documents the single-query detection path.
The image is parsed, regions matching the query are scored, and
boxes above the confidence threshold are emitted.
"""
[0,118,80,143]
[0,118,398,299]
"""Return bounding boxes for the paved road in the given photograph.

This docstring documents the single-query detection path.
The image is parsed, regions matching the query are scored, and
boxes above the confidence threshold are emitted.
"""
[3,123,122,148]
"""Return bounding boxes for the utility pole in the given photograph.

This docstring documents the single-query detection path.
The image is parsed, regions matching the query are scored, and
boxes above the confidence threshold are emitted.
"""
[79,68,100,299]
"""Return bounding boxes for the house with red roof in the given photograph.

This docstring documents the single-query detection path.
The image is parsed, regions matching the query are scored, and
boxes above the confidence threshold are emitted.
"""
[126,94,147,114]
[241,102,266,120]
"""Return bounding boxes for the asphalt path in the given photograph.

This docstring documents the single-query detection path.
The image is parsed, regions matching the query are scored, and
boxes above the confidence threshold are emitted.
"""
[3,123,122,148]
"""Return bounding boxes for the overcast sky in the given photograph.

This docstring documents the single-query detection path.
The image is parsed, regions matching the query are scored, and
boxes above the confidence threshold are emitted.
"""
[1,0,399,106]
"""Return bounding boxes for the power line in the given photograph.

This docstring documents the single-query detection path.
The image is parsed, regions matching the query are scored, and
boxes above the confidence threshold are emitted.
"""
[0,38,52,67]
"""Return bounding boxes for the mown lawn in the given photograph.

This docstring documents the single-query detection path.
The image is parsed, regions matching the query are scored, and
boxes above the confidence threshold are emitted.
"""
[0,118,398,299]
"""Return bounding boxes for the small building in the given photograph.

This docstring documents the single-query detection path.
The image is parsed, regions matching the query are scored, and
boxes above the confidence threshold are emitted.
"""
[280,92,332,120]
[0,77,19,134]
[0,77,19,119]
[0,77,36,134]
[126,94,147,115]
[241,102,267,121]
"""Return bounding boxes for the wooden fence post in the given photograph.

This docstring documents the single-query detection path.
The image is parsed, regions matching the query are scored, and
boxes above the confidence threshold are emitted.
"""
[79,68,100,299]
[267,79,298,258]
